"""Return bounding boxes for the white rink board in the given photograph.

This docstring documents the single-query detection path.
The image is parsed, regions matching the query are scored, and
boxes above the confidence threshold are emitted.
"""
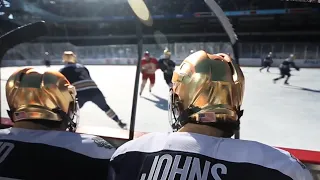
[1,58,320,68]
[1,65,320,151]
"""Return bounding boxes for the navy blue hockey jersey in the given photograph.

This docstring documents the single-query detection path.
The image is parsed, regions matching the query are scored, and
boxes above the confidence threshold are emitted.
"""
[158,59,176,74]
[280,60,299,71]
[110,132,313,180]
[0,128,115,180]
[59,63,98,91]
[264,56,273,63]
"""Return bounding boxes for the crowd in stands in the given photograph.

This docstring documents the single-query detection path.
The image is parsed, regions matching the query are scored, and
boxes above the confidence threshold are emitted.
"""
[3,42,319,61]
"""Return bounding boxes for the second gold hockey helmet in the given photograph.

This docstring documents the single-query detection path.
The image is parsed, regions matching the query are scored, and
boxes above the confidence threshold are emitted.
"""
[62,51,77,63]
[164,48,171,57]
[169,50,244,136]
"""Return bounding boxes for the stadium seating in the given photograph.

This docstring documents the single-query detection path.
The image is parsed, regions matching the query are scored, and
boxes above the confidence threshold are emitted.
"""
[2,42,319,61]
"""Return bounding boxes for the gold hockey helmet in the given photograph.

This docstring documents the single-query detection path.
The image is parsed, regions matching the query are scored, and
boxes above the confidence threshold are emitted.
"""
[62,51,77,63]
[6,68,79,131]
[169,50,245,136]
[164,48,171,56]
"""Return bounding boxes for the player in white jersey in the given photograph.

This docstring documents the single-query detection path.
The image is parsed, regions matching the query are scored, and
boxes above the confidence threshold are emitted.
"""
[0,68,115,180]
[109,50,313,180]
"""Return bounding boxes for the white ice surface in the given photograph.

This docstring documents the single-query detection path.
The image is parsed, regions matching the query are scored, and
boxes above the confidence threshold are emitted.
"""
[1,65,319,151]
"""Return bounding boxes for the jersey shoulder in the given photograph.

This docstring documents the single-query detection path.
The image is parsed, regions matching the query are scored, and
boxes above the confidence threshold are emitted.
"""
[0,128,116,159]
[111,132,312,180]
[169,59,176,64]
[76,133,116,159]
[151,58,158,62]
[75,63,86,68]
[141,59,147,64]
[221,138,312,180]
[59,64,75,72]
[61,63,84,69]
[111,132,167,160]
[158,59,164,63]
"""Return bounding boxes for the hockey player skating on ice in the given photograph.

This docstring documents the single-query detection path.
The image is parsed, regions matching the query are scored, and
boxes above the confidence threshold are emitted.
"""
[109,51,312,180]
[273,54,300,85]
[158,48,176,87]
[59,51,127,129]
[0,68,115,179]
[44,51,51,67]
[260,52,273,72]
[139,51,158,95]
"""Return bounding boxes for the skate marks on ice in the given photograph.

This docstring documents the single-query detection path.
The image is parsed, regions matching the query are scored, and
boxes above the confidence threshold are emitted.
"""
[1,66,320,151]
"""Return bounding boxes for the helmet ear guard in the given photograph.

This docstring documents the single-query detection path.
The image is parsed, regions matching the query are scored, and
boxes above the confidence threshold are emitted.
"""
[168,88,185,131]
[53,84,80,132]
[51,100,79,132]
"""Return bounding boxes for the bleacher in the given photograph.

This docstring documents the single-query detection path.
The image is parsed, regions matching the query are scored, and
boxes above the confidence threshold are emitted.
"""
[3,42,319,61]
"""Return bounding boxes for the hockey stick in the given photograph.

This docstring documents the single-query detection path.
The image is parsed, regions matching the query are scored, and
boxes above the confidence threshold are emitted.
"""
[204,0,241,139]
[0,21,48,62]
[204,0,239,65]
[129,19,143,140]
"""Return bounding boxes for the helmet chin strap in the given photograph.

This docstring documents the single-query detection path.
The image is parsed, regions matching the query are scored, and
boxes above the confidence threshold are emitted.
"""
[51,108,77,132]
[174,104,244,138]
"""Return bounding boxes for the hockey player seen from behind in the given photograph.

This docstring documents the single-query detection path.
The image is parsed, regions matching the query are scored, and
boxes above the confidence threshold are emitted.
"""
[273,54,300,85]
[59,51,126,129]
[109,51,313,180]
[44,51,51,67]
[158,48,176,87]
[140,51,158,96]
[260,51,273,72]
[0,68,115,180]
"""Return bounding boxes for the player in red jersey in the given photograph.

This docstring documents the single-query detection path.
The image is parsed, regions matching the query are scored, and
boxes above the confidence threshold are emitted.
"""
[139,51,158,96]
